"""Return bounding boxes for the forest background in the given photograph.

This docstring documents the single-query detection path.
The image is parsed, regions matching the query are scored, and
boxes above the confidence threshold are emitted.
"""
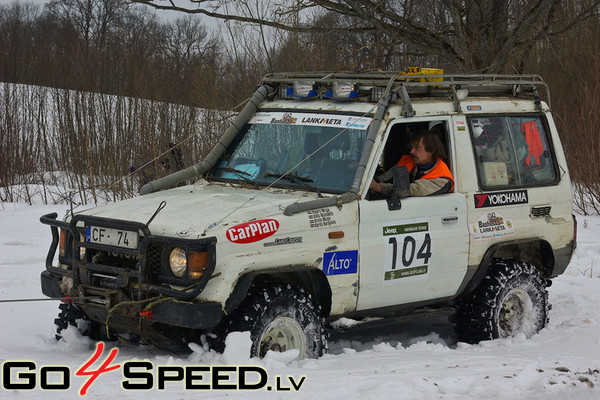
[1,0,599,214]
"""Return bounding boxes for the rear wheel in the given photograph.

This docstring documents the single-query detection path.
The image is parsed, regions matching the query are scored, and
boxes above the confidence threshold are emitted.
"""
[456,258,549,343]
[223,283,327,360]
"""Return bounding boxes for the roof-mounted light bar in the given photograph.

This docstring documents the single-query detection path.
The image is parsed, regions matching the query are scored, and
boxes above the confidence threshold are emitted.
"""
[286,81,318,98]
[324,81,359,100]
[262,70,550,106]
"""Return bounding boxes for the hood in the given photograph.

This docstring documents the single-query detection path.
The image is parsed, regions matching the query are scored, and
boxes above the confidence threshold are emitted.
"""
[75,181,312,238]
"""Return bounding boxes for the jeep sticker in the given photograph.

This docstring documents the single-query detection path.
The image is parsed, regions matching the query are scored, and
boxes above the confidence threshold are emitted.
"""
[323,250,358,276]
[226,219,279,244]
[383,220,431,282]
[474,190,528,208]
[470,211,515,242]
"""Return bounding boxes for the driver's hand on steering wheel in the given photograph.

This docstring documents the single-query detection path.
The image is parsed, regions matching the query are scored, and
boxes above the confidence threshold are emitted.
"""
[369,179,382,194]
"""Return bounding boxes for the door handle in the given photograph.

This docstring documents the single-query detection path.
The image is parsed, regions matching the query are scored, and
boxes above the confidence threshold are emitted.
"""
[441,216,459,224]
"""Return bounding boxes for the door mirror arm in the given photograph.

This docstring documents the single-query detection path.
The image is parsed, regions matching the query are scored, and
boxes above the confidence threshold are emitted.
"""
[387,166,410,211]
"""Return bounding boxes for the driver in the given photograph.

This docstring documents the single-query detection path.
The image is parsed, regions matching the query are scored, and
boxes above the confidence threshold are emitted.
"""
[369,128,454,197]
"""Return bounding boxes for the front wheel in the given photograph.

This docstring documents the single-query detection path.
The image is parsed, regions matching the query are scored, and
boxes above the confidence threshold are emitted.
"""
[224,283,327,360]
[455,258,549,343]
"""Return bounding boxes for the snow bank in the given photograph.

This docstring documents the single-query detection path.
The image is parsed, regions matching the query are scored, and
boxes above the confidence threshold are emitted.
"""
[1,202,599,399]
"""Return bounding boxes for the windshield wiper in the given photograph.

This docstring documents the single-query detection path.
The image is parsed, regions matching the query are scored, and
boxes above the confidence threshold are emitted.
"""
[264,172,323,198]
[213,166,260,189]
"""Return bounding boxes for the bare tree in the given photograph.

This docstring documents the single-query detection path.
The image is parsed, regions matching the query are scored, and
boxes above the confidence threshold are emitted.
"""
[531,1,600,215]
[0,2,42,83]
[46,0,127,50]
[131,0,600,72]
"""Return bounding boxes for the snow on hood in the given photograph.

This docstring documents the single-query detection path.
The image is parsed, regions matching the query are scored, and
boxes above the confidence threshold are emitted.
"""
[73,181,309,238]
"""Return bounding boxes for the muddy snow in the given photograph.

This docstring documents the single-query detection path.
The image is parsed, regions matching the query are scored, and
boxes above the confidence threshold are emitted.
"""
[1,202,599,399]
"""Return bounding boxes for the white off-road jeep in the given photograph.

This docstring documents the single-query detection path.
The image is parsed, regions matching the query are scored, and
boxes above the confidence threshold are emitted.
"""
[41,71,576,359]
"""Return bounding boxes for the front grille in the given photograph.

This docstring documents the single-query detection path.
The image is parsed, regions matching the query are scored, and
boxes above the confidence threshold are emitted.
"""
[43,213,216,300]
[147,241,163,278]
[89,249,138,269]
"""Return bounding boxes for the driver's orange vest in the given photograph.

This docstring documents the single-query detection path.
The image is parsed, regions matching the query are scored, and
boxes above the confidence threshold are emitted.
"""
[397,155,455,191]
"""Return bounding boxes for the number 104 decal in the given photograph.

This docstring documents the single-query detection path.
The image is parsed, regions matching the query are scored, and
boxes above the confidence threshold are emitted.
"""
[382,221,431,281]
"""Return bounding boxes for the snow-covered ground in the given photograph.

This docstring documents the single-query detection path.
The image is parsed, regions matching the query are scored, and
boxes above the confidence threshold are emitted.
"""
[1,201,599,399]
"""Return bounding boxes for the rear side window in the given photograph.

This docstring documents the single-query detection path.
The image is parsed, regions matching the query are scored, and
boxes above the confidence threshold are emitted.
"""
[469,115,557,188]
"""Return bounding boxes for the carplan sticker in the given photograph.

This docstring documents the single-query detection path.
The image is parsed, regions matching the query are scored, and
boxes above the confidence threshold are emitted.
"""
[226,219,279,244]
[470,211,515,242]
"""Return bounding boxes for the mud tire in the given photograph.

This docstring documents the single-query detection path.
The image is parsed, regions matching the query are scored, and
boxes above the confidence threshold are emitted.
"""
[456,258,549,344]
[220,283,327,360]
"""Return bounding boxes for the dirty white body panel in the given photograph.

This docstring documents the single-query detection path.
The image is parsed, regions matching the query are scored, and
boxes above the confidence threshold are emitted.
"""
[357,193,469,310]
[68,95,573,318]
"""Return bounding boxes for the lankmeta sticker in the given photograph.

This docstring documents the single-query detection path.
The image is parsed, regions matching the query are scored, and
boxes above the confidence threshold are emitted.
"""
[249,112,372,129]
[470,211,515,242]
[323,250,358,276]
[226,219,279,244]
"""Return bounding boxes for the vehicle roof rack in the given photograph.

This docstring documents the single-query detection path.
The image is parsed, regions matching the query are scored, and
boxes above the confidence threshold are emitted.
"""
[261,71,550,115]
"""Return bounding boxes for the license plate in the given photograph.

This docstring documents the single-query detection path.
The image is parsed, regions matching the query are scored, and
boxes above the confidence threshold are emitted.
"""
[85,225,138,249]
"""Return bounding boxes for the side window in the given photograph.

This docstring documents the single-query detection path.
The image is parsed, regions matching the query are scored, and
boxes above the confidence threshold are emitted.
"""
[380,120,452,172]
[367,119,452,201]
[469,115,557,188]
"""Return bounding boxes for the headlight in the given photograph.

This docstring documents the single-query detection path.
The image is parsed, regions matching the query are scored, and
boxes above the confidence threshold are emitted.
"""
[168,247,210,280]
[169,247,187,278]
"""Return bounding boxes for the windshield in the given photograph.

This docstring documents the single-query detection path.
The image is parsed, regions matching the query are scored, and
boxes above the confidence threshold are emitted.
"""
[209,111,372,194]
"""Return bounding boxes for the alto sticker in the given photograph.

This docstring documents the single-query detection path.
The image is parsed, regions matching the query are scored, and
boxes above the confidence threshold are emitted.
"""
[470,211,515,242]
[226,219,279,244]
[474,190,528,208]
[323,250,358,276]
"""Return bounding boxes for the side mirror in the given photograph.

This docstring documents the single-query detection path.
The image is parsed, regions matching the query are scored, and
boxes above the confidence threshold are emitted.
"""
[387,166,410,211]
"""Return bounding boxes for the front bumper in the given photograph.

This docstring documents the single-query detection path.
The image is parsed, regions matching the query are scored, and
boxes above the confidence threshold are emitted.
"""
[41,269,223,331]
[40,212,223,336]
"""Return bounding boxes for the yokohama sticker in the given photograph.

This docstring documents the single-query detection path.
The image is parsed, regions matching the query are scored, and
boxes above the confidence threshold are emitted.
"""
[474,190,528,208]
[226,219,279,244]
